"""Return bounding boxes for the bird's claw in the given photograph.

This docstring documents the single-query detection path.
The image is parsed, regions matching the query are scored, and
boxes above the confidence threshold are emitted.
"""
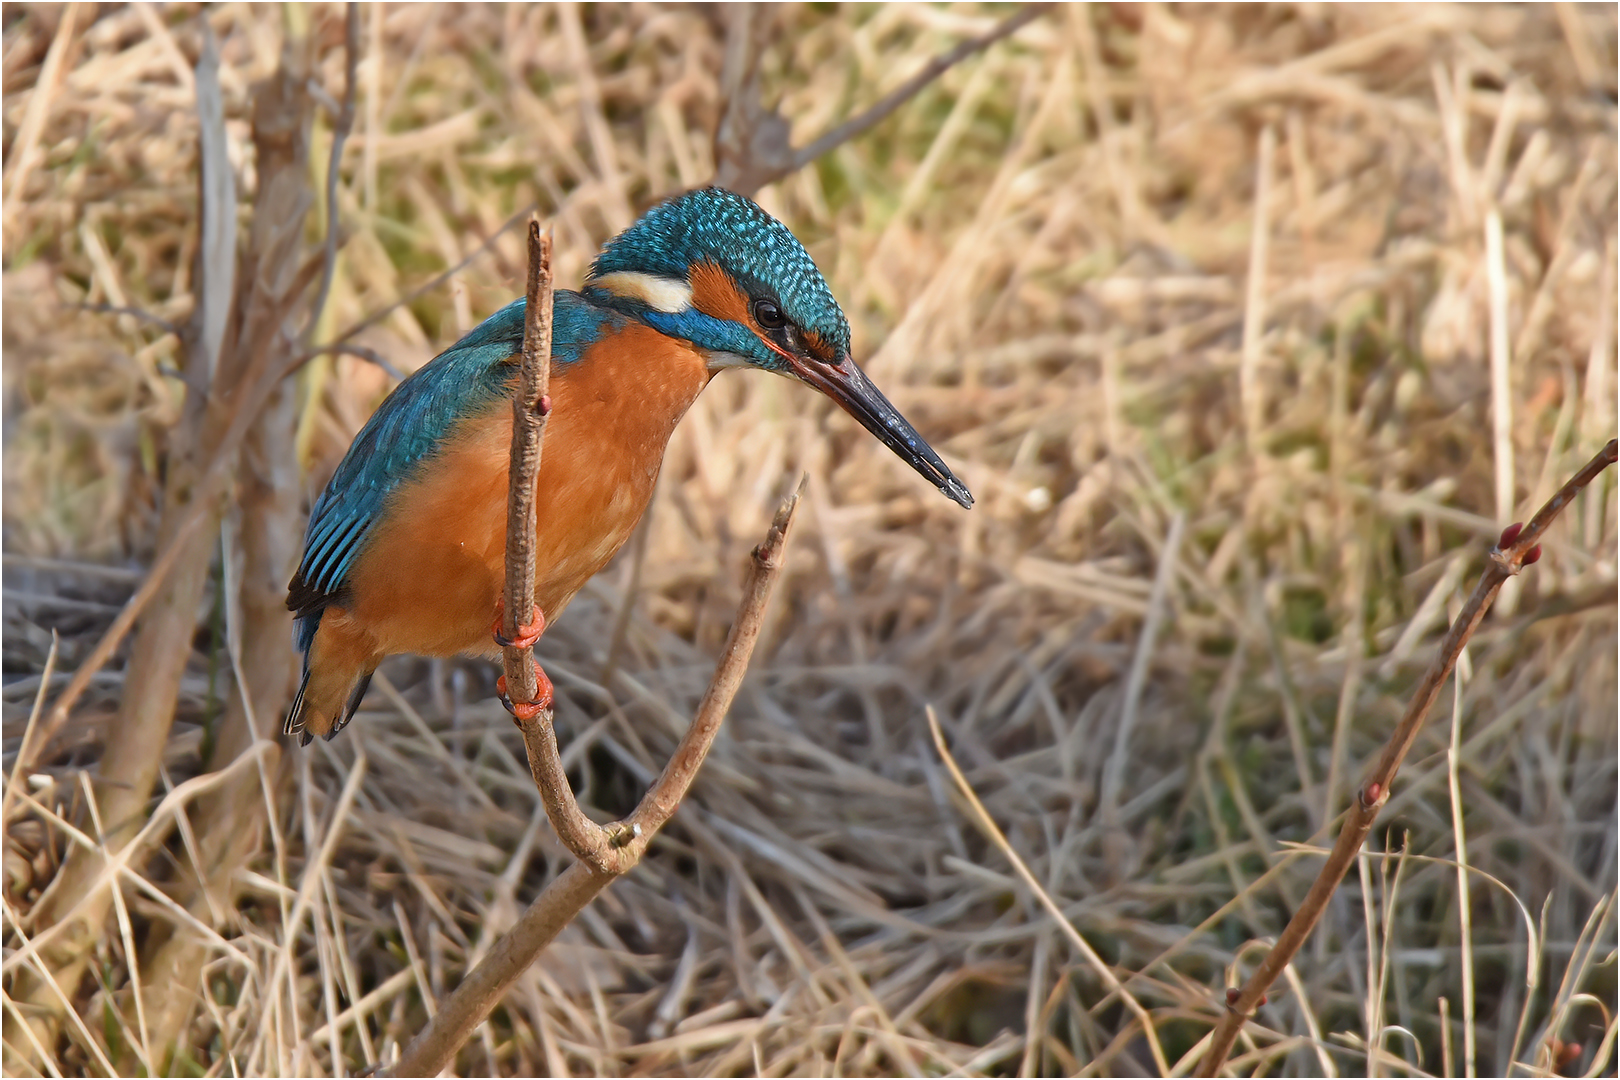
[496,660,554,722]
[492,598,546,649]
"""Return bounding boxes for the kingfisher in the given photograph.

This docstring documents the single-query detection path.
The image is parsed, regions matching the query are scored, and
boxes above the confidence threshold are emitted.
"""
[285,187,972,744]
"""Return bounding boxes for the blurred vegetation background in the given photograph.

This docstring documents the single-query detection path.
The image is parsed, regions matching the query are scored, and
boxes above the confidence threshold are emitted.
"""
[2,3,1616,1076]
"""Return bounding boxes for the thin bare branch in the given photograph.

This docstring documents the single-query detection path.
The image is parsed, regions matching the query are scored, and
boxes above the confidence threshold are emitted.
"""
[388,861,607,1078]
[300,341,407,382]
[789,4,1051,171]
[500,222,619,866]
[714,4,1050,197]
[628,476,801,837]
[1195,437,1618,1076]
[72,302,182,337]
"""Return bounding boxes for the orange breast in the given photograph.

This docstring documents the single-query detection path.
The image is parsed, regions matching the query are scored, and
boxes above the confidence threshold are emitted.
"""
[332,323,713,663]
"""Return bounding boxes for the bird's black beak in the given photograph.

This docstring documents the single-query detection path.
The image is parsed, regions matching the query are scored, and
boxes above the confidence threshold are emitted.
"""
[789,352,973,509]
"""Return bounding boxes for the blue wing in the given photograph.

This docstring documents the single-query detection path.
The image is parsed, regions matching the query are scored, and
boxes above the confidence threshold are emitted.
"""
[286,293,615,623]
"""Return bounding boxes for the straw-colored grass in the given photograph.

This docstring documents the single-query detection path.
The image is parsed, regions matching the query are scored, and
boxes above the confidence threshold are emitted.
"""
[4,3,1615,1076]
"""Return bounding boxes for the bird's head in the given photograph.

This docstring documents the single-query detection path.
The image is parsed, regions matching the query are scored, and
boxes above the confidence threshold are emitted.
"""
[585,187,972,509]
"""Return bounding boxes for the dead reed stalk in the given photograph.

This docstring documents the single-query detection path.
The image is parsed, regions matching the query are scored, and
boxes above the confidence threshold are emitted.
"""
[3,10,352,1070]
[5,25,243,1061]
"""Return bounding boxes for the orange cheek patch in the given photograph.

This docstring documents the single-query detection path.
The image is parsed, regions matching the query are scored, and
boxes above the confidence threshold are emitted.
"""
[688,261,753,327]
[800,329,836,362]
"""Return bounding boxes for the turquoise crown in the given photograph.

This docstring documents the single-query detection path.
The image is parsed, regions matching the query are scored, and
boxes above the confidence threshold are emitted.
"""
[590,187,851,358]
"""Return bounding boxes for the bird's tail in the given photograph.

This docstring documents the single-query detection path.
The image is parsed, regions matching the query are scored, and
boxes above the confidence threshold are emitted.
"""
[285,669,374,746]
[285,614,374,746]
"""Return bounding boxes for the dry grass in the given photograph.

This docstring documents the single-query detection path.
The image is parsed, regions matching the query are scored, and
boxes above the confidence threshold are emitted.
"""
[3,3,1617,1076]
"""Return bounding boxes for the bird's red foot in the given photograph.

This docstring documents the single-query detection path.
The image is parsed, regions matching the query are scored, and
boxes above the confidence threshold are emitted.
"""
[492,598,546,649]
[497,659,554,722]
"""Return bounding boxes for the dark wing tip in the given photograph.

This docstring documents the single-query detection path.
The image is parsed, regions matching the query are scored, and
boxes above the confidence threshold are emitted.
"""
[286,572,320,616]
[287,572,343,621]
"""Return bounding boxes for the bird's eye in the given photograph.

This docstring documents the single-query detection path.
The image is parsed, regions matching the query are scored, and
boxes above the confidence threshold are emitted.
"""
[753,299,788,329]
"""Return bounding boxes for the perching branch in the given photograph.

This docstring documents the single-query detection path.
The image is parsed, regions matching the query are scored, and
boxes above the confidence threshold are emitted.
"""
[390,480,803,1077]
[713,3,1051,197]
[1195,438,1619,1077]
[500,221,553,714]
[497,223,630,868]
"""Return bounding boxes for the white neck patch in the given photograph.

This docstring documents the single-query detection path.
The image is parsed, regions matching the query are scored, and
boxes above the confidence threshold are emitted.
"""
[592,271,693,314]
[704,350,753,371]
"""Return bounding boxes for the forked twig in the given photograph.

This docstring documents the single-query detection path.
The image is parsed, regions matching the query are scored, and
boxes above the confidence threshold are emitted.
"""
[388,223,804,1071]
[497,223,628,866]
[390,484,800,1076]
[1196,438,1618,1076]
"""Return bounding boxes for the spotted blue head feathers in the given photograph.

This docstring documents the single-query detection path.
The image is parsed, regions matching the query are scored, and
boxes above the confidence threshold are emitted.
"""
[585,187,851,372]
